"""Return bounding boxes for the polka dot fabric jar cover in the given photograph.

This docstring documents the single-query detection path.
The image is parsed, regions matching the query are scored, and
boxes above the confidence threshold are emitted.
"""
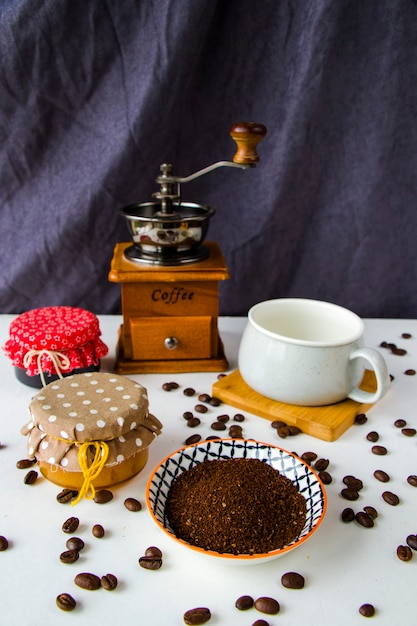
[21,372,162,496]
[2,306,109,386]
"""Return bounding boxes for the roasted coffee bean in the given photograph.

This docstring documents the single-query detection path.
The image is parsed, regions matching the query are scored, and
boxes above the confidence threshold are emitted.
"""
[74,572,101,590]
[407,474,417,487]
[235,595,254,610]
[60,549,80,564]
[401,427,416,437]
[228,425,243,437]
[394,418,407,428]
[354,413,368,424]
[277,426,290,438]
[363,506,378,519]
[254,596,280,615]
[91,524,104,538]
[66,537,85,551]
[406,534,417,551]
[359,603,375,617]
[211,421,226,431]
[233,413,245,422]
[194,404,208,414]
[341,508,355,523]
[288,425,302,436]
[16,458,36,469]
[208,396,221,407]
[318,471,332,485]
[101,573,118,590]
[314,458,329,471]
[252,621,269,626]
[355,511,374,528]
[62,517,79,534]
[217,414,230,423]
[341,488,359,501]
[404,369,416,375]
[382,491,399,506]
[373,469,390,483]
[183,387,196,397]
[139,555,162,570]
[145,546,163,558]
[24,469,38,485]
[183,411,194,420]
[198,393,211,403]
[402,332,412,338]
[162,381,179,391]
[56,593,76,612]
[366,431,379,442]
[187,417,201,428]
[57,488,78,504]
[397,545,413,561]
[183,607,211,625]
[301,451,317,463]
[271,420,286,429]
[281,571,305,589]
[124,497,142,512]
[185,434,201,445]
[0,536,9,551]
[371,445,387,455]
[343,476,363,491]
[94,489,113,504]
[392,347,407,355]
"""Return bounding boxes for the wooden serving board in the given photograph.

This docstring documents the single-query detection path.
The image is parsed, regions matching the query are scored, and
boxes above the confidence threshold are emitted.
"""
[212,369,377,442]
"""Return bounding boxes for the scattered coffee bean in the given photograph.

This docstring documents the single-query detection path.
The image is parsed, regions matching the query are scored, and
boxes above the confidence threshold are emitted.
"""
[233,413,245,422]
[382,491,399,506]
[56,488,78,504]
[355,413,368,425]
[318,471,332,485]
[355,511,374,528]
[394,419,407,428]
[363,506,378,519]
[397,545,413,561]
[208,397,221,407]
[101,573,118,590]
[401,332,412,338]
[124,497,142,512]
[341,488,359,501]
[183,387,196,397]
[60,549,80,564]
[66,537,85,551]
[139,554,163,570]
[93,489,113,504]
[144,546,163,558]
[392,347,407,355]
[185,434,201,445]
[228,425,243,438]
[92,524,105,538]
[235,595,254,610]
[404,369,416,375]
[373,469,390,483]
[183,607,211,625]
[371,445,387,456]
[401,427,416,437]
[341,508,355,523]
[211,421,226,431]
[24,469,38,485]
[252,621,269,626]
[183,411,194,420]
[217,414,230,423]
[254,597,280,615]
[277,426,290,438]
[366,431,379,442]
[281,571,305,589]
[271,420,286,429]
[343,476,363,491]
[359,603,375,617]
[74,572,101,590]
[194,404,208,414]
[406,534,417,551]
[187,417,201,428]
[16,458,36,469]
[314,458,329,471]
[56,592,76,612]
[198,393,211,403]
[407,475,417,487]
[301,451,317,463]
[62,517,79,534]
[0,536,9,551]
[162,381,179,391]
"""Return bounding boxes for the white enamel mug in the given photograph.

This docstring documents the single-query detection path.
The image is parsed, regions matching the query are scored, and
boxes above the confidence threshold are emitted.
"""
[238,298,390,406]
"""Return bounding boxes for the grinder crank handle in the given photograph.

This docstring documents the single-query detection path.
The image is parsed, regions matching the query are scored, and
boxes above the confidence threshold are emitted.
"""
[230,122,267,165]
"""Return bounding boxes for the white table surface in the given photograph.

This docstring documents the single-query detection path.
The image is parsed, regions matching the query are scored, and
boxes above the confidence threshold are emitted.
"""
[0,315,416,626]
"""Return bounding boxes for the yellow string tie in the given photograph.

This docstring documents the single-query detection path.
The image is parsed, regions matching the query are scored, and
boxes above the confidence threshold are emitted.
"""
[71,441,109,506]
[23,349,71,387]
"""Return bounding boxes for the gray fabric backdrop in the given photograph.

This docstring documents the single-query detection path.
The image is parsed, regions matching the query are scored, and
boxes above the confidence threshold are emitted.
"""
[1,0,417,318]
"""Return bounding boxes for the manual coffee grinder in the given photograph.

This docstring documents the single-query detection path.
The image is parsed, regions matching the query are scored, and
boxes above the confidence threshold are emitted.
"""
[108,122,266,374]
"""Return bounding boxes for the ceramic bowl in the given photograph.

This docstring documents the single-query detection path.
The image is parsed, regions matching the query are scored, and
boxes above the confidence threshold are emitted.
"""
[146,438,327,565]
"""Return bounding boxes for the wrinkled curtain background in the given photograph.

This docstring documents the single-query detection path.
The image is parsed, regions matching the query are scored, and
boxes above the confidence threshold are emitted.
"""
[1,0,417,318]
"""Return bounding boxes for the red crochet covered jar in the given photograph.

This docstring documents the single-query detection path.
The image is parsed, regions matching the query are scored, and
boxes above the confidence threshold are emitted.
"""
[3,306,109,388]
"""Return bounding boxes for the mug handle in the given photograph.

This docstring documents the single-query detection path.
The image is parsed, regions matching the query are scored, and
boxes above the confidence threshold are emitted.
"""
[348,348,390,404]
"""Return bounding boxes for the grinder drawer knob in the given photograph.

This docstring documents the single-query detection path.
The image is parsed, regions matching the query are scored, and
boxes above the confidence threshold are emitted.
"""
[164,337,178,350]
[230,122,267,164]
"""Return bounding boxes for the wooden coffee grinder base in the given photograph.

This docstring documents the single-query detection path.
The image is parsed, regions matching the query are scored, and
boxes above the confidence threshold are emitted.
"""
[108,242,230,373]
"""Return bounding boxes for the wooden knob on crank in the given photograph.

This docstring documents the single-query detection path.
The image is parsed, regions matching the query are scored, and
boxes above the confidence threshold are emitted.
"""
[230,122,267,164]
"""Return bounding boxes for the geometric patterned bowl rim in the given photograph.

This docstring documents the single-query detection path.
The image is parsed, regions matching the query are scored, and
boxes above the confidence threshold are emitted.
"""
[146,438,327,562]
